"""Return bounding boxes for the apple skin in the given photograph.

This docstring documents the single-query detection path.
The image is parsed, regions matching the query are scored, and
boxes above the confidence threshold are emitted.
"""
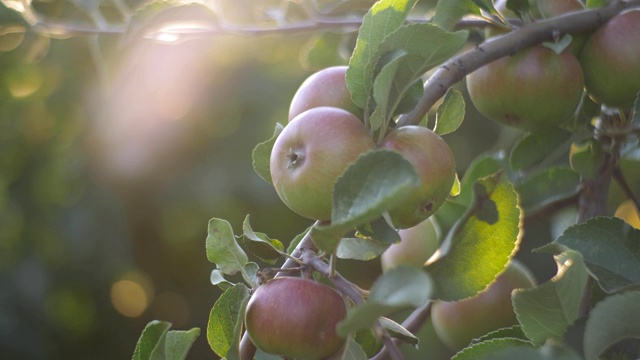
[579,9,640,109]
[431,260,537,351]
[381,217,440,271]
[270,106,374,220]
[537,0,583,18]
[244,277,347,360]
[380,126,456,229]
[289,66,362,121]
[467,45,584,132]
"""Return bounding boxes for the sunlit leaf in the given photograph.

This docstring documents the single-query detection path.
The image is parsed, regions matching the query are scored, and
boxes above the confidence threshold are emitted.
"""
[432,0,480,31]
[311,150,419,252]
[379,317,419,346]
[241,215,285,264]
[252,123,284,185]
[300,31,346,70]
[207,284,250,359]
[347,0,419,109]
[583,291,640,360]
[132,320,172,360]
[544,217,640,293]
[426,171,522,301]
[206,218,248,275]
[453,338,581,360]
[513,250,589,344]
[455,152,506,207]
[434,88,465,135]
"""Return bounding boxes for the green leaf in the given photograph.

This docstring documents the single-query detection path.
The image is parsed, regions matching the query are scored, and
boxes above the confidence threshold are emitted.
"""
[542,34,574,55]
[631,91,639,125]
[311,150,419,252]
[583,291,640,360]
[341,337,369,360]
[207,284,250,359]
[548,217,640,293]
[132,320,172,360]
[453,338,581,360]
[164,328,201,360]
[455,152,506,207]
[586,0,608,8]
[369,51,408,131]
[515,167,580,213]
[470,325,528,345]
[452,338,534,360]
[506,0,530,19]
[210,269,234,291]
[337,237,389,261]
[432,0,480,31]
[252,123,284,185]
[300,31,346,70]
[379,317,419,346]
[570,139,605,180]
[426,171,522,301]
[241,215,285,264]
[205,218,248,275]
[347,0,419,109]
[509,129,572,172]
[286,225,312,254]
[337,266,432,335]
[354,329,382,357]
[356,216,401,245]
[434,88,465,135]
[513,250,589,344]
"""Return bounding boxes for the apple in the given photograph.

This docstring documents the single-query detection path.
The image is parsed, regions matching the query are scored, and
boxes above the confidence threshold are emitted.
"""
[288,66,362,121]
[244,277,347,359]
[536,0,587,55]
[431,260,536,351]
[466,45,584,132]
[381,217,441,271]
[579,9,640,109]
[380,126,456,229]
[614,199,640,229]
[270,106,374,220]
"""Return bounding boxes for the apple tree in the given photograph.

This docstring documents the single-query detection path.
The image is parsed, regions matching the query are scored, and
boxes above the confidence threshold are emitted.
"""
[7,0,638,358]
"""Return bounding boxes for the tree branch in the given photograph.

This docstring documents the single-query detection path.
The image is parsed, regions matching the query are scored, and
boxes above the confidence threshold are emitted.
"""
[397,0,640,127]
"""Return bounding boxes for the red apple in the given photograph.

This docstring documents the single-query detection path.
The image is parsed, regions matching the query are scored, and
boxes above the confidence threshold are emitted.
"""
[380,126,456,229]
[381,217,440,271]
[244,277,347,359]
[467,45,584,131]
[270,107,374,220]
[579,9,640,109]
[431,260,537,351]
[289,66,362,121]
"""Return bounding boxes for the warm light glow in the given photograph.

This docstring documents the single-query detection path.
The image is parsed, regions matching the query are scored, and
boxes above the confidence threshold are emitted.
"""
[7,66,43,98]
[111,280,149,317]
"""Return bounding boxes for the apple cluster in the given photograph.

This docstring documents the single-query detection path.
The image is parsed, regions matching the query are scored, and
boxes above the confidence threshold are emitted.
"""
[467,1,640,132]
[269,66,456,228]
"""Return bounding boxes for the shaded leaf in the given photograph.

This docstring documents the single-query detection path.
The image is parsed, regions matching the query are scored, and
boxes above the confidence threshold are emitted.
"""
[205,218,248,275]
[470,325,528,345]
[311,150,419,252]
[369,51,408,131]
[452,338,534,360]
[210,269,234,291]
[252,123,284,185]
[164,328,201,360]
[340,337,368,360]
[347,0,419,109]
[426,171,522,301]
[354,329,382,358]
[241,215,285,264]
[432,0,480,31]
[546,217,640,293]
[570,139,605,180]
[583,291,640,360]
[337,237,389,261]
[356,216,401,245]
[207,284,250,359]
[509,129,572,172]
[513,250,589,344]
[515,167,580,213]
[286,225,312,254]
[455,152,506,206]
[434,88,465,135]
[379,317,419,346]
[337,266,431,335]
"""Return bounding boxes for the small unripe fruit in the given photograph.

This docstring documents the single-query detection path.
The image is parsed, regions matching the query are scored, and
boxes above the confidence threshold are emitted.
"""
[270,107,374,220]
[289,66,362,121]
[244,277,347,360]
[579,9,640,109]
[467,45,584,131]
[380,126,456,229]
[431,260,536,351]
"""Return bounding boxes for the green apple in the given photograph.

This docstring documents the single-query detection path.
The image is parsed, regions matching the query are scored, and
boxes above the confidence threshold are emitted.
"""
[270,106,374,220]
[381,217,441,271]
[244,277,347,359]
[431,260,537,351]
[289,66,362,121]
[579,9,640,109]
[380,126,456,229]
[466,45,584,132]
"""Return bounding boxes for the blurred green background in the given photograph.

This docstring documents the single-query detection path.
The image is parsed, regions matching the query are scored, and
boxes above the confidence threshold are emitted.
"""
[0,1,566,359]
